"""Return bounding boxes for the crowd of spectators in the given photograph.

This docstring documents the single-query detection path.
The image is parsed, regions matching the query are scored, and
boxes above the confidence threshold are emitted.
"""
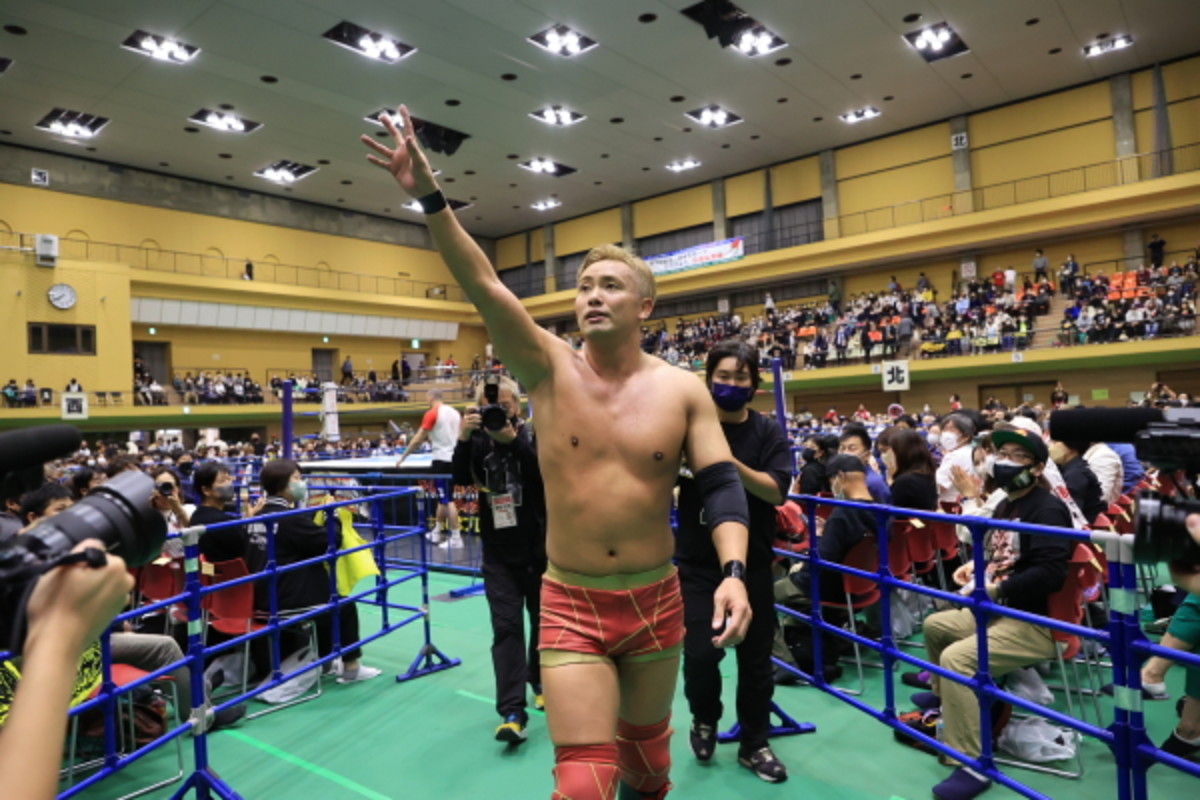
[1056,257,1198,346]
[174,372,266,405]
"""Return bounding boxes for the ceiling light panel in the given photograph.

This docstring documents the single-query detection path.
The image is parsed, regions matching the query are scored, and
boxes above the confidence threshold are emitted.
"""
[189,109,262,134]
[323,21,416,63]
[255,160,317,184]
[531,106,586,127]
[685,105,742,129]
[0,57,12,75]
[121,30,200,63]
[531,199,561,211]
[735,26,787,56]
[666,159,701,172]
[528,25,597,57]
[1085,35,1133,57]
[401,198,472,212]
[840,107,881,124]
[903,23,969,62]
[36,108,109,139]
[364,109,470,155]
[518,158,577,177]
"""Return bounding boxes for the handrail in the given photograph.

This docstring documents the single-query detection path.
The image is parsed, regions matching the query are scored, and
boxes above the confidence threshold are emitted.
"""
[838,143,1200,237]
[0,230,467,302]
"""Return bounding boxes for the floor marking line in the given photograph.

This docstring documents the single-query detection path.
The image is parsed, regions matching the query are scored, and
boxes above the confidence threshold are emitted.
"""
[224,729,393,800]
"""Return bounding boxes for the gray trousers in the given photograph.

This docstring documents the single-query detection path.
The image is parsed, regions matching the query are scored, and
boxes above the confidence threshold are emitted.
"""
[110,633,192,720]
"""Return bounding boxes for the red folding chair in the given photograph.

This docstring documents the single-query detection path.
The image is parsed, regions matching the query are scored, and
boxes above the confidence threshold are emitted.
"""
[819,537,880,696]
[137,558,187,636]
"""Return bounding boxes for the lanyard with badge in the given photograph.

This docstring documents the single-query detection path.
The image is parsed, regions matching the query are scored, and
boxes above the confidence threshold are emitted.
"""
[483,440,523,529]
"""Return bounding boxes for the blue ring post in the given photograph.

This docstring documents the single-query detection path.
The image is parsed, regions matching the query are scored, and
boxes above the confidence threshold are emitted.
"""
[281,380,294,460]
[717,357,817,744]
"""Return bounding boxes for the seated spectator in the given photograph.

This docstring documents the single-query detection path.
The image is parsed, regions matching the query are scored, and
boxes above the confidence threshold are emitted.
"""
[935,413,979,505]
[904,429,1070,800]
[881,428,937,515]
[150,466,193,558]
[248,460,380,683]
[839,425,891,504]
[1048,439,1105,525]
[64,378,83,392]
[794,433,838,496]
[23,379,37,407]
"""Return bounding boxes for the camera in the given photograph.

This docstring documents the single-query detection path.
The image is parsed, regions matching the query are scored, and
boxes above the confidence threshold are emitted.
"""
[1049,406,1200,567]
[157,481,175,496]
[480,377,511,432]
[0,427,166,655]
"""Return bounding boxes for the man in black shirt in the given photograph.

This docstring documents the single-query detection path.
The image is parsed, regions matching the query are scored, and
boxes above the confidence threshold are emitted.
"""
[676,339,792,782]
[912,429,1071,800]
[452,376,547,745]
[1049,439,1105,525]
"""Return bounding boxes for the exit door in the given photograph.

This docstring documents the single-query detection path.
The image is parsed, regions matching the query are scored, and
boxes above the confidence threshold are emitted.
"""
[134,341,172,383]
[312,348,336,383]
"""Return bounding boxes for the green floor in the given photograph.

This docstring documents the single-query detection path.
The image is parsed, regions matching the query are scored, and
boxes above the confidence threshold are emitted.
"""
[73,571,1196,800]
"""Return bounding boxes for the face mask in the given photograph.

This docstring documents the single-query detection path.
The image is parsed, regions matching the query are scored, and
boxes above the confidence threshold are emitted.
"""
[710,382,754,412]
[939,432,960,452]
[178,462,193,474]
[800,447,815,462]
[993,459,1035,495]
[975,454,996,480]
[880,450,896,472]
[289,480,308,506]
[215,485,236,503]
[1047,442,1068,465]
[87,458,96,466]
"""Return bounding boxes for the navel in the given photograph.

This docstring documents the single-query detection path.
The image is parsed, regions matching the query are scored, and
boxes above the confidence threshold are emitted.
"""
[571,436,579,447]
[654,451,664,460]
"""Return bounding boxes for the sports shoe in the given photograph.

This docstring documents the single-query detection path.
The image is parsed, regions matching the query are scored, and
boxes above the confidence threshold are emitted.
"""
[533,692,545,711]
[911,691,941,711]
[932,766,991,800]
[210,703,247,731]
[689,719,716,762]
[337,665,381,684]
[738,746,788,783]
[438,533,464,549]
[901,670,932,690]
[894,708,941,755]
[426,529,444,543]
[495,713,527,744]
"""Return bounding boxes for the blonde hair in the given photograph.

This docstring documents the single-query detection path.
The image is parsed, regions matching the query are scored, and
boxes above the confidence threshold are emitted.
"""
[475,375,523,412]
[577,244,657,303]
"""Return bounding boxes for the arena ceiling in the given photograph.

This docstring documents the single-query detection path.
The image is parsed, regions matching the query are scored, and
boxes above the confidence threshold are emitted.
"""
[0,0,1195,238]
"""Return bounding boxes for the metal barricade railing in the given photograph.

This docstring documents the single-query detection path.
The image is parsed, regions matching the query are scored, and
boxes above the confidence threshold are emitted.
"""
[770,494,1200,800]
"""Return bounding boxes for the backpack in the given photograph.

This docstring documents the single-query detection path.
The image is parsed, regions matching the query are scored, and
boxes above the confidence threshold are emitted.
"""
[77,687,168,748]
[773,501,808,567]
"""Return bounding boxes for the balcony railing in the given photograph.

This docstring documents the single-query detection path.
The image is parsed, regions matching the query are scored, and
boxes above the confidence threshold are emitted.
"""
[838,143,1200,237]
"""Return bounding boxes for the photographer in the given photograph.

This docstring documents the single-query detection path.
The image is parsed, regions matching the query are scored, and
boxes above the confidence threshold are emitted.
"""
[452,376,546,744]
[0,540,132,800]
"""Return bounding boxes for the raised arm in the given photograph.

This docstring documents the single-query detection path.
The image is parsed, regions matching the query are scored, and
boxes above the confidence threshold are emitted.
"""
[361,105,558,390]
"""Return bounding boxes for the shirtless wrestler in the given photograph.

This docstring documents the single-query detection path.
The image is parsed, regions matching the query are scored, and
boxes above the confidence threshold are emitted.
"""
[363,106,752,800]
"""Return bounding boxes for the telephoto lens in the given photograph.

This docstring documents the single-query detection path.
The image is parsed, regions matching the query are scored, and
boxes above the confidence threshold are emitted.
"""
[16,470,167,568]
[1133,493,1200,568]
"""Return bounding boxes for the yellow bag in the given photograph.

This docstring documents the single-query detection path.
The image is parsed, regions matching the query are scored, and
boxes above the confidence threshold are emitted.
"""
[315,502,381,597]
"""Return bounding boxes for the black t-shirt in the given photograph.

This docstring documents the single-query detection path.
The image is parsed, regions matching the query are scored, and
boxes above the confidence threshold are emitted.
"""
[191,505,247,563]
[676,409,792,574]
[992,486,1072,617]
[452,426,546,566]
[1059,457,1105,525]
[890,472,937,513]
[808,503,877,600]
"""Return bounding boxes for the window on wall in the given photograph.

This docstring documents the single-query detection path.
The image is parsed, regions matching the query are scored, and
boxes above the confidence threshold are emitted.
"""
[28,323,96,355]
[498,261,545,299]
[731,276,826,308]
[649,295,719,321]
[729,210,769,255]
[556,251,587,292]
[635,223,713,260]
[774,199,824,249]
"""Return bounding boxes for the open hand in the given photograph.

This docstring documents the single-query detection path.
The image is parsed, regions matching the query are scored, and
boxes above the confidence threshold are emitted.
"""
[360,105,440,199]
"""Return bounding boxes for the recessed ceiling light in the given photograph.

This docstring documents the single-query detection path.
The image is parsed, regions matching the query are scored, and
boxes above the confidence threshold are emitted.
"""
[883,95,895,101]
[518,157,576,177]
[184,126,199,133]
[850,73,862,80]
[531,199,562,211]
[190,108,261,134]
[666,158,701,172]
[839,107,881,124]
[464,170,475,175]
[0,57,12,75]
[1026,18,1040,26]
[638,13,657,24]
[260,75,278,83]
[685,104,742,129]
[445,99,460,106]
[340,180,352,185]
[812,116,824,122]
[902,13,923,24]
[531,105,586,127]
[670,95,686,103]
[600,153,609,158]
[904,23,969,62]
[317,159,331,165]
[1085,35,1133,57]
[218,103,234,111]
[3,24,28,36]
[323,20,416,63]
[653,136,663,142]
[501,73,517,81]
[733,26,787,57]
[777,97,788,103]
[158,161,169,167]
[775,57,792,66]
[1048,47,1062,55]
[610,117,625,124]
[961,73,973,79]
[121,30,200,63]
[255,160,318,184]
[750,134,760,140]
[218,153,232,159]
[402,197,471,213]
[528,25,597,57]
[36,108,109,139]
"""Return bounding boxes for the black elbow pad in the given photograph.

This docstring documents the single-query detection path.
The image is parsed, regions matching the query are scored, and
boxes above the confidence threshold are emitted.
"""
[695,461,749,532]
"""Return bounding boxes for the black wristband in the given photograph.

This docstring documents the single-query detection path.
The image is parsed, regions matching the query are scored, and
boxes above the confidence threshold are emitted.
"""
[722,560,746,581]
[417,190,447,214]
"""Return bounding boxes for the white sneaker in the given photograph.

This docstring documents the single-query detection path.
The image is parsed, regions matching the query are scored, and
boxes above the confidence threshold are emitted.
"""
[426,530,446,544]
[337,665,382,684]
[438,533,464,549]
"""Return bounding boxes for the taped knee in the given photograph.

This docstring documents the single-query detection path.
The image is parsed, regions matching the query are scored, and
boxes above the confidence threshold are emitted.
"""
[615,717,672,794]
[552,743,619,800]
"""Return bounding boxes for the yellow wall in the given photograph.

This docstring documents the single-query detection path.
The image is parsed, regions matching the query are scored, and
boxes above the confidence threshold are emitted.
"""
[0,184,451,285]
[841,258,959,299]
[970,120,1116,187]
[496,234,526,269]
[770,157,821,206]
[633,185,713,238]
[838,158,955,217]
[1164,57,1200,104]
[2,257,133,394]
[432,325,489,367]
[725,171,765,217]
[1169,97,1200,146]
[969,81,1112,149]
[836,124,950,180]
[978,231,1124,277]
[555,209,622,255]
[530,227,546,262]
